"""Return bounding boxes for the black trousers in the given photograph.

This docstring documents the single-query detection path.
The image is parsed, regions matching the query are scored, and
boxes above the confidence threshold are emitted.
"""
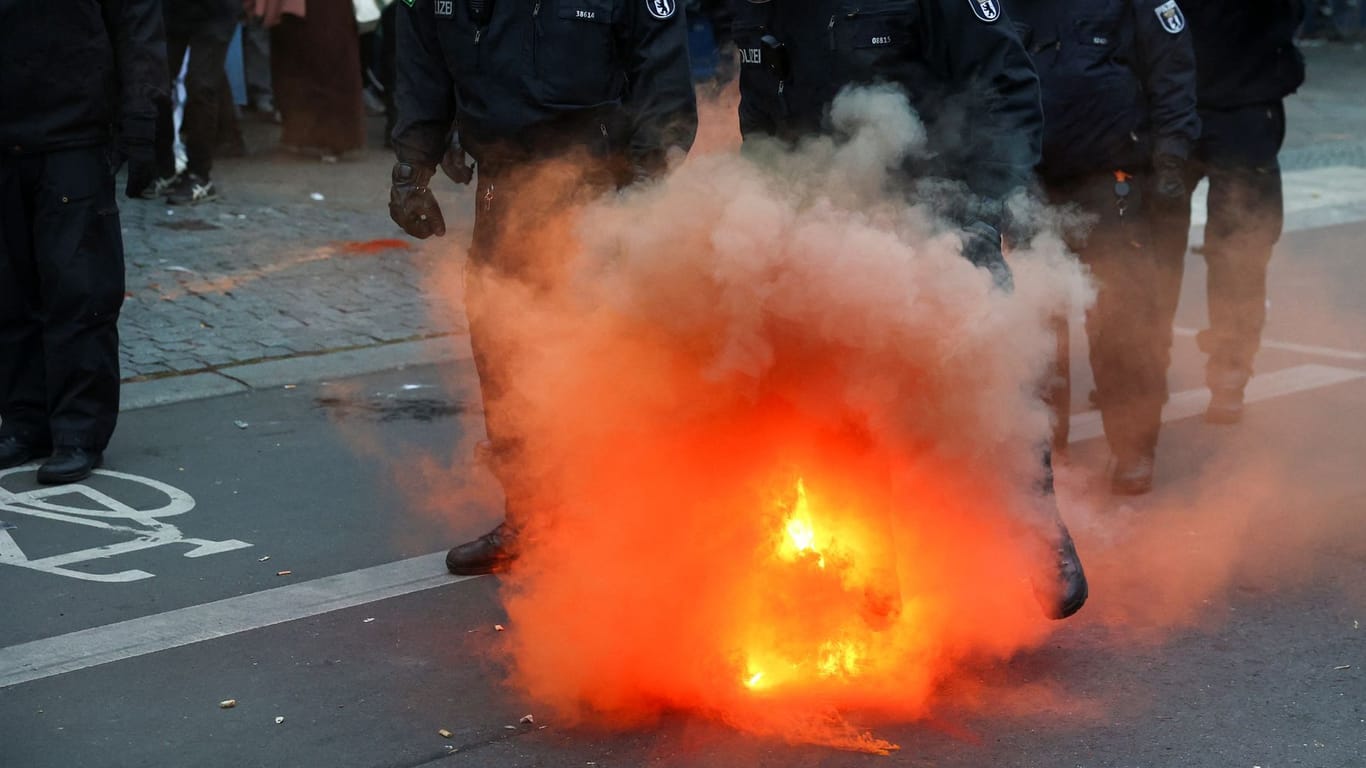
[155,18,234,179]
[1046,171,1168,461]
[1152,101,1286,389]
[462,155,624,524]
[0,146,125,450]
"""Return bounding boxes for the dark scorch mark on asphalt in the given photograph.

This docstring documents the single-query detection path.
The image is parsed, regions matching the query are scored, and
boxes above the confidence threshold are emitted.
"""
[314,396,468,423]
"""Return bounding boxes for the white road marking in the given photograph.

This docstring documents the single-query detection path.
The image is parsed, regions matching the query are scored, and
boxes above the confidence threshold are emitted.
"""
[0,468,250,583]
[1069,363,1366,443]
[5,364,1364,689]
[0,552,471,689]
[1172,327,1366,363]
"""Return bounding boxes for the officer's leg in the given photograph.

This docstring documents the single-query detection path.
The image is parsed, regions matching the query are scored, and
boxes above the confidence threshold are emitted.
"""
[1197,103,1285,423]
[0,154,54,463]
[1074,173,1165,494]
[32,147,125,480]
[448,164,529,575]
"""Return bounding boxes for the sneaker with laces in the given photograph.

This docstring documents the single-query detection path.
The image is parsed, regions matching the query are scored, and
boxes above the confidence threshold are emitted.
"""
[137,174,179,200]
[166,173,217,205]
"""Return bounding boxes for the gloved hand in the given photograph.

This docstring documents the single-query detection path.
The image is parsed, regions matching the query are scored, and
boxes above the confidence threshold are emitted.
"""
[962,219,1014,291]
[389,161,446,239]
[1153,153,1188,206]
[440,133,474,185]
[115,138,158,199]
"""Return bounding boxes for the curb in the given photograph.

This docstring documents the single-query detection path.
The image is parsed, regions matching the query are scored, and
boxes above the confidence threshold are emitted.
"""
[120,335,473,412]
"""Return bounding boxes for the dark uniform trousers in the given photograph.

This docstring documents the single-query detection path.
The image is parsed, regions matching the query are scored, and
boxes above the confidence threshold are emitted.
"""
[0,145,125,450]
[462,151,624,524]
[1152,101,1286,390]
[1046,171,1167,460]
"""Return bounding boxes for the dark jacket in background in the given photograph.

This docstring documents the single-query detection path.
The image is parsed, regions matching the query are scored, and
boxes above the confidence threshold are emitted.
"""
[0,0,168,154]
[729,0,1043,212]
[1183,0,1305,109]
[393,0,698,173]
[1013,0,1200,181]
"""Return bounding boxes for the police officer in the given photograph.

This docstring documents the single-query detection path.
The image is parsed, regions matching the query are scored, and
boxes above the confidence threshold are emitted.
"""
[1011,0,1199,495]
[0,0,167,484]
[728,0,1086,619]
[389,0,698,575]
[1152,0,1305,425]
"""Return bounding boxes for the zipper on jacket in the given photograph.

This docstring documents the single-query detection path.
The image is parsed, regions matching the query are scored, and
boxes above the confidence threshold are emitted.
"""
[828,15,836,49]
[532,0,542,72]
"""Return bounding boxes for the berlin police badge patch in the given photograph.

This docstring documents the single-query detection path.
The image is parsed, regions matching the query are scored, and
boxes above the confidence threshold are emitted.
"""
[1154,0,1185,33]
[646,0,676,19]
[968,0,1000,23]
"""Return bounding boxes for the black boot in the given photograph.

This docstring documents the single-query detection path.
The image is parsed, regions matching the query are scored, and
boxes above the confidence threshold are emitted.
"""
[0,435,50,469]
[36,447,102,485]
[1035,520,1089,620]
[446,522,519,575]
[1111,453,1155,496]
[1205,388,1244,424]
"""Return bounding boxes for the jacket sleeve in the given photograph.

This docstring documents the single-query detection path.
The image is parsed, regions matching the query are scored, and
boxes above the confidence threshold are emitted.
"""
[103,0,169,147]
[616,0,699,176]
[393,0,457,168]
[919,0,1042,220]
[1131,0,1199,160]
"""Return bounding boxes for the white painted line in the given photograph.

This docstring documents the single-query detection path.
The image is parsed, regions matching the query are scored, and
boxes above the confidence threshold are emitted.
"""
[0,552,475,689]
[1069,363,1366,443]
[1172,327,1366,363]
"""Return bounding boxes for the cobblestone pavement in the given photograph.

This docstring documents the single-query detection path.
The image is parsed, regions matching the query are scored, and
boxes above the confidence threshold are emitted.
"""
[117,125,474,381]
[115,42,1366,383]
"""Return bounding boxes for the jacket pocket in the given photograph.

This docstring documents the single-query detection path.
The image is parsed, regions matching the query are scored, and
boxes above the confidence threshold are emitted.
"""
[532,0,620,106]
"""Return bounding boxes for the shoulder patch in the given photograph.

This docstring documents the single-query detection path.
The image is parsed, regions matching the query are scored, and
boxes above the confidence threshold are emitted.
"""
[401,0,414,6]
[968,0,1001,23]
[1154,0,1185,33]
[646,0,676,19]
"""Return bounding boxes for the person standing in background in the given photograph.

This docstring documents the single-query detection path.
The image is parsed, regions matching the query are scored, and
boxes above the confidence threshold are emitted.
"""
[0,0,168,483]
[255,0,366,161]
[1152,0,1306,424]
[1012,0,1199,495]
[151,0,241,204]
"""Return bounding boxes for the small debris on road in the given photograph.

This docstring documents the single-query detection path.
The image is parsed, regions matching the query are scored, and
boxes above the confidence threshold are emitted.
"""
[258,556,271,562]
[520,715,534,724]
[363,618,375,623]
[219,699,237,709]
[276,570,292,576]
[1334,664,1352,670]
[503,725,516,730]
[438,728,454,738]
[234,420,249,429]
[283,384,297,390]
[310,192,325,201]
[494,624,505,632]
[275,716,285,725]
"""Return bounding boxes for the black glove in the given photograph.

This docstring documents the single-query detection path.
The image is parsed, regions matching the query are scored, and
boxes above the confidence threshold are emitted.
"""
[962,220,1014,292]
[114,138,158,199]
[389,162,447,239]
[440,133,474,185]
[1153,153,1188,205]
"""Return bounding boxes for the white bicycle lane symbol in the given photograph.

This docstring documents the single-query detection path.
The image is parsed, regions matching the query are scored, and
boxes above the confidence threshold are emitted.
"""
[0,466,252,583]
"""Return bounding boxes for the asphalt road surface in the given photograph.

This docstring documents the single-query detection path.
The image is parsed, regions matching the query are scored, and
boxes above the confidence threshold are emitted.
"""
[2,217,1363,768]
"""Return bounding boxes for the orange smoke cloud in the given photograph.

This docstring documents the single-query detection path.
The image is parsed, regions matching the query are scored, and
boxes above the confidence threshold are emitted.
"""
[439,89,1093,752]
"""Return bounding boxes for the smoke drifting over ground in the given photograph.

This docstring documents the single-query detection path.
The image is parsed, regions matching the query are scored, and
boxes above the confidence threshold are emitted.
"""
[418,88,1098,752]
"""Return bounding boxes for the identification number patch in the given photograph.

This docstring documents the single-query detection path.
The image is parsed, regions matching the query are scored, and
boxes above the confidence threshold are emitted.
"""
[435,0,454,16]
